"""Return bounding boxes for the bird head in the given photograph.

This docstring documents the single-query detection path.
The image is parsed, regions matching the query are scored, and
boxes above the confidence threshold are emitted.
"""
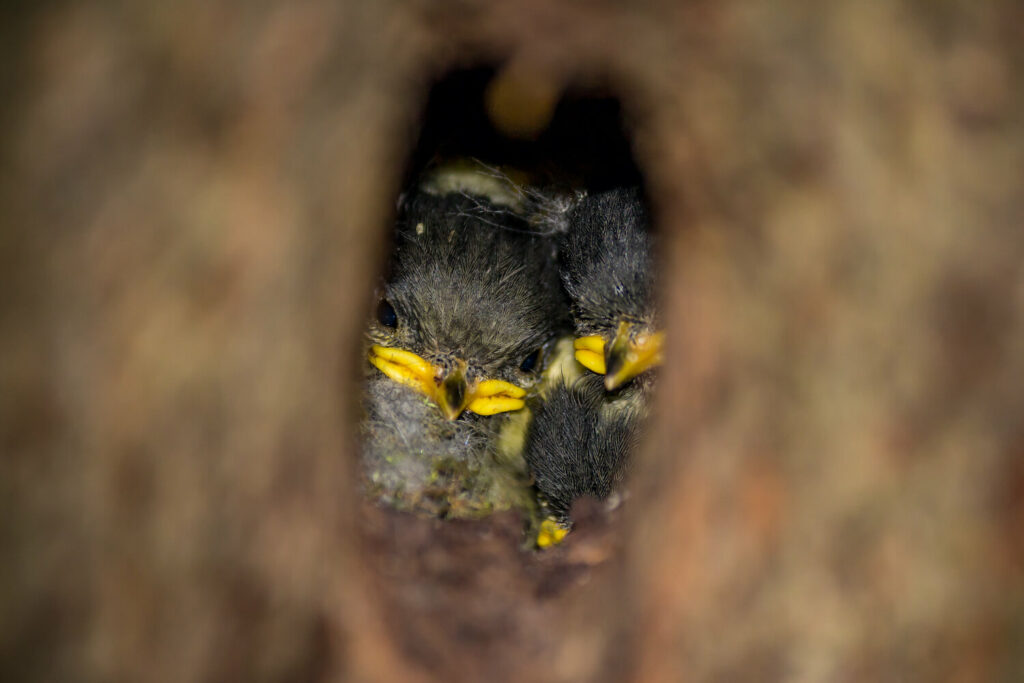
[574,321,664,391]
[560,187,663,390]
[367,190,568,420]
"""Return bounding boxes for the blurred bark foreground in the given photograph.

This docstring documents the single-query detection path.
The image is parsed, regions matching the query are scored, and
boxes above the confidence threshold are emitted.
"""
[3,1,1023,682]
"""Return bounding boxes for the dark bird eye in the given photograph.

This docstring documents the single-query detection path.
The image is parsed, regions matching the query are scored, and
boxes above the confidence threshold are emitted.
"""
[377,299,398,328]
[519,349,541,373]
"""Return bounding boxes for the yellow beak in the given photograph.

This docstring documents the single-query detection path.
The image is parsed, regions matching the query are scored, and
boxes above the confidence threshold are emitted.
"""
[369,345,527,420]
[573,322,664,390]
[573,335,607,375]
[604,321,664,390]
[536,517,570,549]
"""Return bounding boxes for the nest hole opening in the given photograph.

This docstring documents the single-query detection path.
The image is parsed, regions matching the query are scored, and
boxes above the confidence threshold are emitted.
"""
[357,64,662,676]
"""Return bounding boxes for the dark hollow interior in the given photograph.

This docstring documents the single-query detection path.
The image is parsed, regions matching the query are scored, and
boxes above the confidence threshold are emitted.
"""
[403,66,642,192]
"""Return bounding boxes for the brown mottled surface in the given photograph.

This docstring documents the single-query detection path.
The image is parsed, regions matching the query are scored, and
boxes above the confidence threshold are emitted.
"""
[361,499,618,682]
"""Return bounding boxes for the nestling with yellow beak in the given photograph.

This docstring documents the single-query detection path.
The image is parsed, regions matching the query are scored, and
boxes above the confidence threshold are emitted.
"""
[362,175,569,518]
[525,186,661,546]
[563,187,662,396]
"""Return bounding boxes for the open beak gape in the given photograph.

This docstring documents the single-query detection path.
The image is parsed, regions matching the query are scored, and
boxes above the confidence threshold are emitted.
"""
[369,345,526,420]
[573,321,664,390]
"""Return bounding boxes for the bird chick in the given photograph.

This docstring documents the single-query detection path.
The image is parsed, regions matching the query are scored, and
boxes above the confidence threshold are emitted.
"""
[524,375,639,547]
[361,179,568,518]
[525,187,661,545]
[562,186,662,394]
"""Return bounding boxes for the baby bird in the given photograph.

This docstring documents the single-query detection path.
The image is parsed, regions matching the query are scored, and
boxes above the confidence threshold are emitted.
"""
[524,376,638,542]
[361,172,569,518]
[562,186,662,395]
[525,187,661,545]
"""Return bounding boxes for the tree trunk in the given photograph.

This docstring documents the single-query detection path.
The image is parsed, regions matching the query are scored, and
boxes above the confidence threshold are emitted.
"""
[3,1,1022,681]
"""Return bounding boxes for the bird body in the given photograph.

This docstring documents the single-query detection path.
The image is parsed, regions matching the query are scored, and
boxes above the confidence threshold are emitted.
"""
[525,187,661,544]
[360,169,659,538]
[524,374,638,525]
[362,374,532,517]
[361,172,569,518]
[561,187,662,392]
